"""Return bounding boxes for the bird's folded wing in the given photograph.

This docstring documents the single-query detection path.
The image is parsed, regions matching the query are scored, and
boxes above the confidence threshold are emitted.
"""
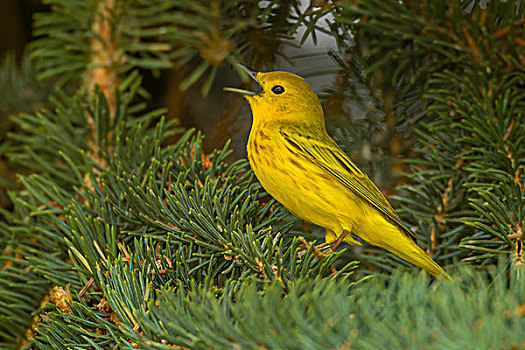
[281,131,416,240]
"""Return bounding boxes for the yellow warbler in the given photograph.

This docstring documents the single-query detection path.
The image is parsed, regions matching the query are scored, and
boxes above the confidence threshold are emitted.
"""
[225,64,449,279]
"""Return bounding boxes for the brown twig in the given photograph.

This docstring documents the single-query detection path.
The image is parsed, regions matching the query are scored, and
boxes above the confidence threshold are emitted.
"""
[428,155,464,257]
[462,27,482,63]
[79,277,96,298]
[502,119,523,190]
[494,19,525,39]
[82,0,121,188]
[85,0,119,116]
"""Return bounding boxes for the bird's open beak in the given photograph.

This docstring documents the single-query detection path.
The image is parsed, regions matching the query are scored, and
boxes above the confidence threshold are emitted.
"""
[223,63,260,96]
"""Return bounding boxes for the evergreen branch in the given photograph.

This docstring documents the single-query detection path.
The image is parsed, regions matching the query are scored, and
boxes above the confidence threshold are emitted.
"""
[34,267,525,349]
[0,75,175,347]
[30,0,95,85]
[31,0,317,96]
[0,52,50,209]
[0,52,49,129]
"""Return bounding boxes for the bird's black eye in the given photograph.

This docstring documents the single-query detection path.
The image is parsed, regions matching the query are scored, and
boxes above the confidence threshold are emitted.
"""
[271,85,285,94]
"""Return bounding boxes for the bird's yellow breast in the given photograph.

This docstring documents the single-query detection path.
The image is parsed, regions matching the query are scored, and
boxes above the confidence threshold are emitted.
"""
[247,126,362,235]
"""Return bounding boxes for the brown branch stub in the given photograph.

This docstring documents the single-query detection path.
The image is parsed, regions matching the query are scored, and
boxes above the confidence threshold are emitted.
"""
[462,27,482,63]
[79,277,96,298]
[501,119,523,190]
[512,225,523,269]
[428,155,464,257]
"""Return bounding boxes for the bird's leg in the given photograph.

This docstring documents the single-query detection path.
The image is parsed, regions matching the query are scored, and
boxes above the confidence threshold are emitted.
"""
[298,230,350,259]
[330,230,350,251]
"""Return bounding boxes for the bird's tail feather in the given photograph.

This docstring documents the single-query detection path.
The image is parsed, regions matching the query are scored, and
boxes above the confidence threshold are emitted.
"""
[357,222,451,279]
[391,241,450,279]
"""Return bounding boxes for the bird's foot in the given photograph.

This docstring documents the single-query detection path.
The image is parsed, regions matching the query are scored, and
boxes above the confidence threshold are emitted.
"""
[315,242,330,251]
[298,231,350,259]
[298,237,339,276]
[299,237,329,259]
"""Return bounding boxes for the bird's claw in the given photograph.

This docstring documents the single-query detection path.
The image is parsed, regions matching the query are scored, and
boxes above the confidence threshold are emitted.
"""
[298,231,350,259]
[299,237,330,259]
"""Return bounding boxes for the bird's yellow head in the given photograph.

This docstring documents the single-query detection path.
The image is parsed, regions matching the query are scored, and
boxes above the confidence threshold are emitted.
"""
[225,65,325,129]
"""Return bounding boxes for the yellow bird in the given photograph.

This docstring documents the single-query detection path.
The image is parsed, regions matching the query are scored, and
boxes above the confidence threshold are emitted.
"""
[225,64,449,279]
